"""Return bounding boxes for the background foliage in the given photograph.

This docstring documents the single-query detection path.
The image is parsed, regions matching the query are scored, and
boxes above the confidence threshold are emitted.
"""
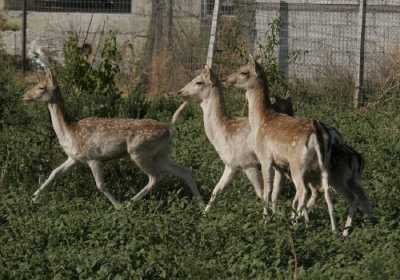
[0,32,400,280]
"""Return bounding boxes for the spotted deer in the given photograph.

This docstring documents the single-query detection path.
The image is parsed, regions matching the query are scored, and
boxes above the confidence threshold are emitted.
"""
[224,57,337,232]
[23,69,203,209]
[172,66,295,212]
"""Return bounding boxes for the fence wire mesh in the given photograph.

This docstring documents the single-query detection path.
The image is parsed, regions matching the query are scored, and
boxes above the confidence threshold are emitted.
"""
[7,0,131,13]
[224,0,400,80]
[1,0,400,93]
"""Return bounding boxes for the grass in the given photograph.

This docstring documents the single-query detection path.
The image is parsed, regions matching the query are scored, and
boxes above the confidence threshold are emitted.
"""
[0,17,21,31]
[0,61,400,279]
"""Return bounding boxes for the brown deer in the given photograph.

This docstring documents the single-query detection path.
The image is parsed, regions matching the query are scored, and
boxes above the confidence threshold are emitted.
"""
[264,98,374,235]
[23,69,203,209]
[175,66,373,235]
[172,66,293,213]
[224,57,337,232]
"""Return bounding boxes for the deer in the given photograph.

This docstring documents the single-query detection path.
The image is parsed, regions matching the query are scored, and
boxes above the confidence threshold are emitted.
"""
[267,97,375,235]
[273,116,375,236]
[224,57,338,232]
[22,68,203,209]
[323,137,375,236]
[172,65,294,213]
[175,66,374,235]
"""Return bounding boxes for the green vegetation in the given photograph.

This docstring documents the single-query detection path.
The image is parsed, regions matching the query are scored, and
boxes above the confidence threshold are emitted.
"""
[1,34,400,280]
[0,16,21,31]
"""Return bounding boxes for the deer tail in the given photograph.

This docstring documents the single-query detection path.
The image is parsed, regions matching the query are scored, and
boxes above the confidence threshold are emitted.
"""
[312,120,333,170]
[170,101,189,125]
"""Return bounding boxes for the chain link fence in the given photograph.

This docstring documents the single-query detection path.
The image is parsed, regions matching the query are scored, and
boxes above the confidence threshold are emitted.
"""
[220,0,400,81]
[1,0,400,93]
[6,0,131,13]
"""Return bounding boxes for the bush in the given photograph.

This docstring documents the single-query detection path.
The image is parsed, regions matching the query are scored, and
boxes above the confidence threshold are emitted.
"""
[59,33,122,118]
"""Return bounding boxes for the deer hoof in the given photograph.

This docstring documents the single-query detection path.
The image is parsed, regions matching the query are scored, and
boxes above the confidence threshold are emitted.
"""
[263,208,273,223]
[113,203,123,210]
[124,202,133,209]
[32,195,39,203]
[202,206,211,215]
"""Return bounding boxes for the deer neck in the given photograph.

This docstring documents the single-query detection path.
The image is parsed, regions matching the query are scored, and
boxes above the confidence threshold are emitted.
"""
[47,89,73,144]
[200,86,227,143]
[245,80,272,130]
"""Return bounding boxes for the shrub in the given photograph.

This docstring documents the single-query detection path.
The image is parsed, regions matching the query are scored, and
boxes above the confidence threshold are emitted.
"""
[59,33,122,118]
[256,17,287,91]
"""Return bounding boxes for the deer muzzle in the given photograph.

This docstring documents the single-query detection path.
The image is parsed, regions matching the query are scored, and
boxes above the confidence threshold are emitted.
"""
[222,74,236,87]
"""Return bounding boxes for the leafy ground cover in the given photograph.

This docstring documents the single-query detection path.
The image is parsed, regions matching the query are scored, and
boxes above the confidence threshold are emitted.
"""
[1,42,400,279]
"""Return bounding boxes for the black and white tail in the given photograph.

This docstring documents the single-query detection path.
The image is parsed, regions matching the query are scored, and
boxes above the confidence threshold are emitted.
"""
[313,120,334,170]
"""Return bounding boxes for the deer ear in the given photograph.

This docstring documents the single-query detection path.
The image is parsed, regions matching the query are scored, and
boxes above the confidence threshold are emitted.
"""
[248,54,255,65]
[45,68,52,80]
[249,54,261,75]
[203,64,211,79]
[80,43,92,57]
[45,68,57,87]
[253,49,262,64]
[34,72,42,83]
[275,95,283,102]
[254,59,264,77]
[204,65,218,85]
[254,55,262,65]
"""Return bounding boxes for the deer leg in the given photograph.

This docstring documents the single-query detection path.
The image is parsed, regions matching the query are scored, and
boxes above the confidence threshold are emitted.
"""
[88,161,121,209]
[204,166,237,213]
[271,168,283,213]
[160,157,204,204]
[321,170,336,232]
[130,156,161,202]
[343,200,358,237]
[131,174,160,202]
[291,170,309,224]
[243,166,263,200]
[350,180,375,223]
[261,161,274,218]
[306,183,319,211]
[334,181,356,236]
[291,191,299,220]
[32,157,77,202]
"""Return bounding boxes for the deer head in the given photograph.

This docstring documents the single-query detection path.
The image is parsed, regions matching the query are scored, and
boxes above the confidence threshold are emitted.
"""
[224,55,265,90]
[175,65,219,102]
[23,69,58,103]
[272,96,294,116]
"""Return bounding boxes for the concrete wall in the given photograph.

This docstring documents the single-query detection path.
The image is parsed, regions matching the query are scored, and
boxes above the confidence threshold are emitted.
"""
[255,0,400,78]
[3,0,400,79]
[0,0,202,65]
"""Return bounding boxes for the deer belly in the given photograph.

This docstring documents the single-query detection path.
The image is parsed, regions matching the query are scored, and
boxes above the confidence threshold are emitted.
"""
[269,148,290,169]
[84,139,127,160]
[216,143,258,168]
[272,157,289,169]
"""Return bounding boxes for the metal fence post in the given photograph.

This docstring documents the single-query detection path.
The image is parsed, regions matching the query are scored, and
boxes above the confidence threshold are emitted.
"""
[279,1,289,78]
[22,0,27,73]
[354,0,367,108]
[206,0,221,67]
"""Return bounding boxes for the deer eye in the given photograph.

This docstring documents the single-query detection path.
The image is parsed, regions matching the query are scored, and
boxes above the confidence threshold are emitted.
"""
[196,81,204,85]
[240,71,249,76]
